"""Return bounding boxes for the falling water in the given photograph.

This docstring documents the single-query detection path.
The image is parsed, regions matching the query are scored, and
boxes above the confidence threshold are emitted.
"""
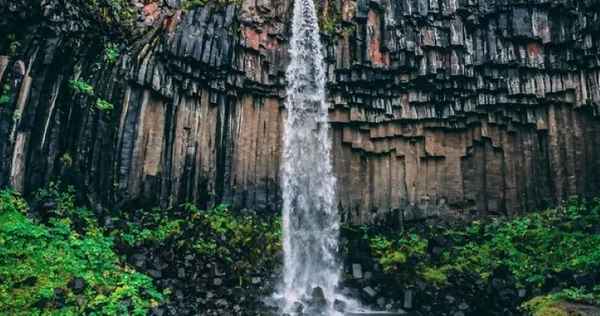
[275,0,358,315]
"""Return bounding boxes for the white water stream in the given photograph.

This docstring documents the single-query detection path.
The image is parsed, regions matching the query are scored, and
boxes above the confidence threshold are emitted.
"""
[275,0,363,315]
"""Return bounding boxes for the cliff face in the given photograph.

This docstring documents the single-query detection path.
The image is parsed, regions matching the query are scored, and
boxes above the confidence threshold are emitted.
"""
[1,0,600,224]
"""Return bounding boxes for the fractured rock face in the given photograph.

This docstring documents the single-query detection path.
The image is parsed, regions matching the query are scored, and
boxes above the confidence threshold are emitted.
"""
[1,0,600,225]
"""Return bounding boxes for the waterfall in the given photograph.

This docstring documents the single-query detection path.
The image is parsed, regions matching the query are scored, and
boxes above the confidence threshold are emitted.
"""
[275,0,358,315]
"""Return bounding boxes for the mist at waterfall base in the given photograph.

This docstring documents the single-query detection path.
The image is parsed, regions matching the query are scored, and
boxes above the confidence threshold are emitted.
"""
[268,0,365,315]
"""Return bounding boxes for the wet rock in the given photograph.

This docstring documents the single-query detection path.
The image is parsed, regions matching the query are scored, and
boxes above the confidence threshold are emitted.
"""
[403,290,414,309]
[148,269,162,278]
[251,277,261,284]
[363,286,377,298]
[132,253,146,268]
[352,263,363,279]
[311,287,327,307]
[150,307,166,316]
[518,289,527,298]
[292,301,304,313]
[574,273,596,287]
[334,299,347,312]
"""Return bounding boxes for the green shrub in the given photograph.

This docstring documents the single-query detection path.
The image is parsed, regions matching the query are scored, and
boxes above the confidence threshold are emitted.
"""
[103,43,120,65]
[96,98,114,112]
[367,198,600,291]
[369,233,427,273]
[420,266,450,286]
[69,79,95,96]
[114,202,282,286]
[0,190,164,315]
[0,84,11,106]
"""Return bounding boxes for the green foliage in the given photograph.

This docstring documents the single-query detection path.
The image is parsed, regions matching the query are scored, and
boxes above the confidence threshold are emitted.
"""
[182,0,241,11]
[69,79,114,113]
[69,79,95,96]
[34,182,96,229]
[188,204,282,267]
[0,189,163,315]
[318,1,342,35]
[83,0,137,35]
[0,84,11,106]
[420,266,450,286]
[118,207,184,247]
[6,33,21,56]
[321,16,338,34]
[115,202,282,285]
[369,233,428,279]
[367,198,600,292]
[60,153,73,168]
[183,203,283,277]
[103,43,120,65]
[96,98,114,112]
[443,199,600,287]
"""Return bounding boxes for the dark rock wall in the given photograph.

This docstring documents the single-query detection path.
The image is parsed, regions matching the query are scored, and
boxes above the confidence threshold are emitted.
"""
[1,0,600,224]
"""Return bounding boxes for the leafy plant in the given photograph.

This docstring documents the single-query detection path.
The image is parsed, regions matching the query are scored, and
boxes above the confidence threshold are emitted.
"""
[60,152,73,167]
[115,202,282,287]
[370,233,427,273]
[367,198,600,294]
[7,33,21,56]
[0,84,11,106]
[0,189,164,315]
[96,98,114,112]
[104,43,120,64]
[69,79,95,96]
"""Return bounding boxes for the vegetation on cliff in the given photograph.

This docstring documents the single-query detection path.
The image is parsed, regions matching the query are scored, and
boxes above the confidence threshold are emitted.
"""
[359,198,600,315]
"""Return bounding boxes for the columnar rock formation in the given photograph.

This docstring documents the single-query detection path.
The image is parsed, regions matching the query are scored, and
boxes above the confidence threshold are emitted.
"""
[1,0,600,225]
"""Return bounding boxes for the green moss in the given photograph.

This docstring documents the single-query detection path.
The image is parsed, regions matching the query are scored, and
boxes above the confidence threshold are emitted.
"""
[0,189,164,315]
[521,295,570,316]
[533,306,568,316]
